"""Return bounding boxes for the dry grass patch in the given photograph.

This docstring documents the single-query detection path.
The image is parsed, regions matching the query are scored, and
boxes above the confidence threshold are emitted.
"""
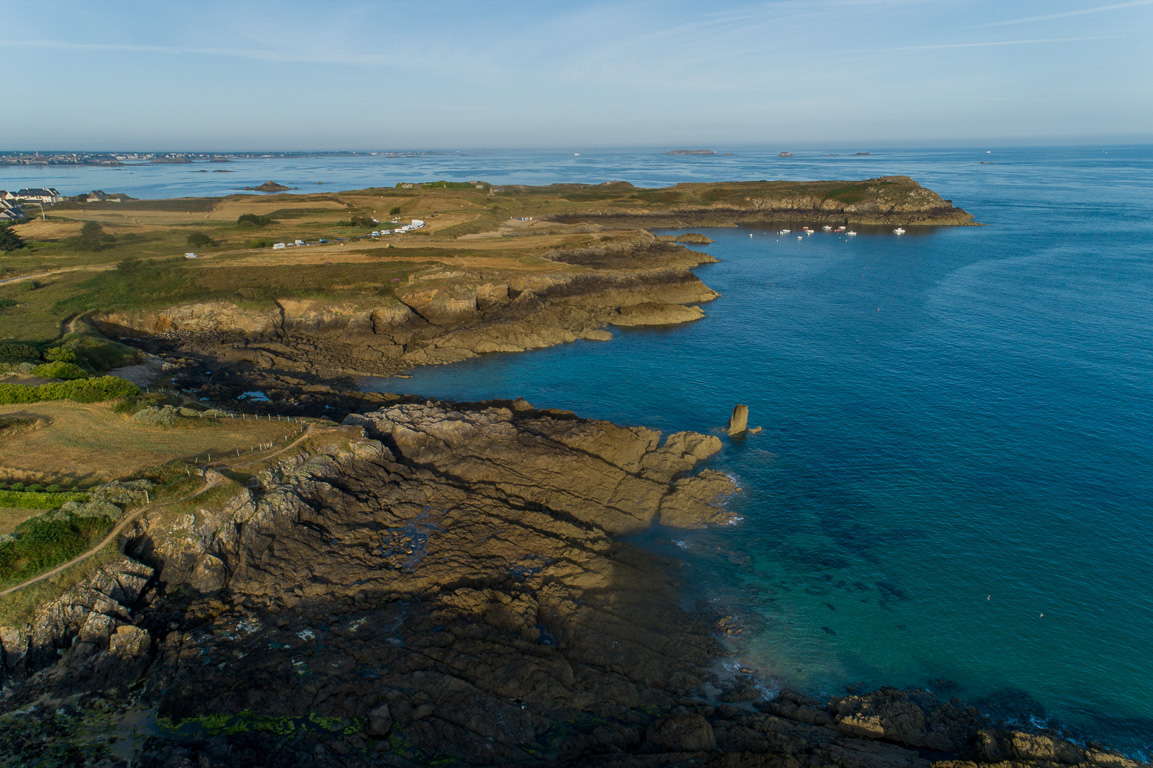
[0,401,297,487]
[0,507,37,537]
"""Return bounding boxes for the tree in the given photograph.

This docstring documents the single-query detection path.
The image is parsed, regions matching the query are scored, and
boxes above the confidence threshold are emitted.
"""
[389,206,402,216]
[0,225,25,253]
[77,221,107,250]
[186,231,217,248]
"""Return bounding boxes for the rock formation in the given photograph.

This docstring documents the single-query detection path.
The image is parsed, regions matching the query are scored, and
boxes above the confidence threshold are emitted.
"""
[0,403,1137,767]
[728,404,749,436]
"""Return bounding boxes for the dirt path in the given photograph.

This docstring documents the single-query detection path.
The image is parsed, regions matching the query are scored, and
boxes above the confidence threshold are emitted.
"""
[0,423,319,598]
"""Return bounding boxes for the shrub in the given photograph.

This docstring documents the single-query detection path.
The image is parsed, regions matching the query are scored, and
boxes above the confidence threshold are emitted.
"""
[0,376,140,405]
[0,511,112,582]
[30,361,89,380]
[246,238,275,249]
[237,213,273,227]
[0,344,40,362]
[44,346,76,363]
[187,231,217,248]
[46,484,61,493]
[10,483,24,491]
[389,206,402,215]
[132,405,181,427]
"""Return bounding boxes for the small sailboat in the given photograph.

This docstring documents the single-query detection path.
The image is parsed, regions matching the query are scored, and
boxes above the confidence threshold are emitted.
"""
[822,225,833,231]
[779,229,791,234]
[846,231,857,236]
[893,227,906,235]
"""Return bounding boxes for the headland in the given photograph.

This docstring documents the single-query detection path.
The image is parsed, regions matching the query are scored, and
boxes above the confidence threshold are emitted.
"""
[1,179,1132,766]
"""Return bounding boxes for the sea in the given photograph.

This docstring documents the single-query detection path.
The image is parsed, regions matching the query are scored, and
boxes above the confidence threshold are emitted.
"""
[6,145,1152,754]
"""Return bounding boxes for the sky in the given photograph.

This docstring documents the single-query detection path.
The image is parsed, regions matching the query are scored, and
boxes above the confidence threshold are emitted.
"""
[2,0,1151,150]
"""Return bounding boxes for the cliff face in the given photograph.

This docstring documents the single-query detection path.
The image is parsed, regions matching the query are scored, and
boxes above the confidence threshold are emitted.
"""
[96,239,719,382]
[0,403,1137,767]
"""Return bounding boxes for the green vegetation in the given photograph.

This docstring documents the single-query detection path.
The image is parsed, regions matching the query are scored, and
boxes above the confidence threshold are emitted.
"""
[0,344,37,362]
[237,213,274,227]
[0,488,87,510]
[389,206,402,215]
[186,231,217,248]
[0,376,139,405]
[337,215,376,228]
[75,220,112,250]
[0,225,25,252]
[30,361,89,380]
[0,510,115,587]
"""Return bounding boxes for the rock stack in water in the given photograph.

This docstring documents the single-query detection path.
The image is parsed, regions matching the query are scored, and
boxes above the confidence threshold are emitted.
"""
[727,404,749,436]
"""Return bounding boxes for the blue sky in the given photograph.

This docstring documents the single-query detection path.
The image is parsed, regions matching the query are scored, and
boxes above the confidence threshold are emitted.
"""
[3,0,1151,149]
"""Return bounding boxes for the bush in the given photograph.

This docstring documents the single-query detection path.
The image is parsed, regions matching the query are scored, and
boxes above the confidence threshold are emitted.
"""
[245,238,275,249]
[0,511,113,583]
[0,376,140,405]
[132,405,181,427]
[0,488,87,510]
[237,213,273,227]
[187,231,217,248]
[0,344,40,362]
[389,206,402,216]
[44,346,76,363]
[30,361,89,380]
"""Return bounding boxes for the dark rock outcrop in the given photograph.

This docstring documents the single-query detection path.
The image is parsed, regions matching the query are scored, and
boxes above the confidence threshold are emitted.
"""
[0,404,1139,767]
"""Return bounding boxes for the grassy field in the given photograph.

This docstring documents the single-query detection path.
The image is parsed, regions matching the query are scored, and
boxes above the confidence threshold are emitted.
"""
[0,400,298,488]
[0,177,957,347]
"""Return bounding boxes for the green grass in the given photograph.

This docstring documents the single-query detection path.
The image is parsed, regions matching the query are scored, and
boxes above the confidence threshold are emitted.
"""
[0,489,88,510]
[0,511,115,588]
[0,542,121,624]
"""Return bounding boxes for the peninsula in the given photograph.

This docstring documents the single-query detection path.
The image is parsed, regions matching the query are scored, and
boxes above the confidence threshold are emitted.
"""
[2,179,1124,766]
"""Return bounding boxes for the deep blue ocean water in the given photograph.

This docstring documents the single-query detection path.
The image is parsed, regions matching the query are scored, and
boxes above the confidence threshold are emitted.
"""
[8,146,1152,753]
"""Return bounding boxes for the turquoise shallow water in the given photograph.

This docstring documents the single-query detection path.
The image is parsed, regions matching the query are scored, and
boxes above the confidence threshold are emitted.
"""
[357,146,1153,753]
[8,145,1153,753]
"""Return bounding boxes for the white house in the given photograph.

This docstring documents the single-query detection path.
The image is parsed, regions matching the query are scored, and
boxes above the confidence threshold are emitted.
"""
[15,188,63,204]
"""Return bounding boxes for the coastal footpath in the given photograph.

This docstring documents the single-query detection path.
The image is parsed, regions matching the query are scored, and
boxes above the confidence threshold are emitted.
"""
[0,402,1137,767]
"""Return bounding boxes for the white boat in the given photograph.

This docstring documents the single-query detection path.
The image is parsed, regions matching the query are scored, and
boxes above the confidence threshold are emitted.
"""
[846,231,857,236]
[894,227,906,235]
[779,229,791,234]
[822,225,832,231]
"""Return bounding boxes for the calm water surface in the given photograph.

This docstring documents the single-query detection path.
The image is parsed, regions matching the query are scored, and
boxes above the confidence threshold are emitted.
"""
[9,146,1153,753]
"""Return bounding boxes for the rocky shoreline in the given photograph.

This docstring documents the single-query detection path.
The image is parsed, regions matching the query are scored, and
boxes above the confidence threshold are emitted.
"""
[0,402,1141,766]
[95,237,717,408]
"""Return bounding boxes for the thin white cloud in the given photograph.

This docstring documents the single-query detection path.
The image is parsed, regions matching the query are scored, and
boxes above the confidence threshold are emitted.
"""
[852,34,1134,53]
[985,0,1153,27]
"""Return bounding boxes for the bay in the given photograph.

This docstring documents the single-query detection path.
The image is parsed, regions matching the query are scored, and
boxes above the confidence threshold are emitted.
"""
[8,145,1153,754]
